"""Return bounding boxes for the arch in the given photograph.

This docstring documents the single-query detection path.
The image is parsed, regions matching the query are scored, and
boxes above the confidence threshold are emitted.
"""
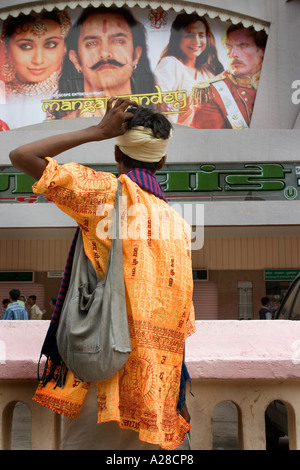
[2,401,31,450]
[212,400,241,450]
[265,400,290,450]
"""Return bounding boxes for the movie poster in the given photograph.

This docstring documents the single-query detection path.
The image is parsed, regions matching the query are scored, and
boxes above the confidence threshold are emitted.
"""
[0,5,268,130]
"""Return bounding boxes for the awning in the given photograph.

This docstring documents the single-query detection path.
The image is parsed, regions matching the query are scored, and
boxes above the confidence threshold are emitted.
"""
[0,0,269,32]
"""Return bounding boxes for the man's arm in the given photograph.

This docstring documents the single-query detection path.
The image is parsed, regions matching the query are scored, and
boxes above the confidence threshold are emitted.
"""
[9,97,137,181]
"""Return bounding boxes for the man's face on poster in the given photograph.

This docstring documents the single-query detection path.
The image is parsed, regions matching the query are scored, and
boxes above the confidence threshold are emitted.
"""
[69,13,142,94]
[225,28,265,77]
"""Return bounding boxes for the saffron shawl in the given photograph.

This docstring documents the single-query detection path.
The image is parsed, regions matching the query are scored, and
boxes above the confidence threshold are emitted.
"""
[37,168,191,406]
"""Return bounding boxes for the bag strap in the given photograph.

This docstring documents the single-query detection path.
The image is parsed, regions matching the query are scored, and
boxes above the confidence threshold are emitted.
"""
[112,179,122,244]
[103,180,123,277]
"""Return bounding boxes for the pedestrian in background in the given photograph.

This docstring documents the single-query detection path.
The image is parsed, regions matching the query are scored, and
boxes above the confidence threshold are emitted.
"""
[1,298,10,319]
[259,296,272,320]
[2,289,28,320]
[28,295,44,320]
[49,296,57,313]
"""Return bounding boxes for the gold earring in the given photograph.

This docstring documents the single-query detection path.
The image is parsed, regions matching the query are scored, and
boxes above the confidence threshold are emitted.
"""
[1,49,15,82]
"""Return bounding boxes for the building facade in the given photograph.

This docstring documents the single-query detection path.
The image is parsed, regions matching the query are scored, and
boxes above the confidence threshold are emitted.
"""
[0,0,299,320]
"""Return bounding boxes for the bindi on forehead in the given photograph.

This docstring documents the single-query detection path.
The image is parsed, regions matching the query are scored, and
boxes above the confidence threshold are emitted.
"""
[81,14,133,41]
[100,18,128,34]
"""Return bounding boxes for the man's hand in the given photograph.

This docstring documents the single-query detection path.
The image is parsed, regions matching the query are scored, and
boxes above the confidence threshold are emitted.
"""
[94,97,138,141]
[9,96,138,181]
[180,403,191,423]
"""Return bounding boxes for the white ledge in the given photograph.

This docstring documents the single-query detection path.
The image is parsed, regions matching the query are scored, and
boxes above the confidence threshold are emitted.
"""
[1,320,300,380]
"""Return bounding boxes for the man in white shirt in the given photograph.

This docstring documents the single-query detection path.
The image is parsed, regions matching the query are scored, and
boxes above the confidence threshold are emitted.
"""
[28,295,43,320]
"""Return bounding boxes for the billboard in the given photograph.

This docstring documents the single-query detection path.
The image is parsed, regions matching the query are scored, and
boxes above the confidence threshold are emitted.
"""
[0,6,268,130]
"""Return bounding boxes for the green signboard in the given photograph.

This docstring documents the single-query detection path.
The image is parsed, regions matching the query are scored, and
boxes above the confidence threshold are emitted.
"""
[0,271,34,282]
[1,162,300,203]
[264,269,300,281]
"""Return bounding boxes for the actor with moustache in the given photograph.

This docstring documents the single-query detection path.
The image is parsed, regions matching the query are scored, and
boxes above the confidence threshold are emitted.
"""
[55,6,156,118]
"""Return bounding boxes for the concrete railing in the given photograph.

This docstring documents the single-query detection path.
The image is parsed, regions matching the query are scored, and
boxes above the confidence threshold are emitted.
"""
[1,320,300,450]
[0,321,60,450]
[185,320,300,450]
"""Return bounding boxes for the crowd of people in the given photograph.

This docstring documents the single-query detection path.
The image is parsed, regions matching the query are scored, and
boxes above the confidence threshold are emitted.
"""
[0,6,267,129]
[1,289,57,320]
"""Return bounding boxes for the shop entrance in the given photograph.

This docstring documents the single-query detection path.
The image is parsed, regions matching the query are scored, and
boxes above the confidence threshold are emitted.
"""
[238,281,253,320]
[193,280,218,320]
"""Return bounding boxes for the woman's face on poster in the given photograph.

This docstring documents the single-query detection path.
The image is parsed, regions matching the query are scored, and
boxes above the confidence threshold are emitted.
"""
[179,21,207,64]
[7,19,66,83]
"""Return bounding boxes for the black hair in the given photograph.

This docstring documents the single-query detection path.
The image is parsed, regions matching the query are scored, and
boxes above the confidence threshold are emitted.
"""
[226,23,268,50]
[261,297,270,306]
[127,106,172,139]
[9,289,21,301]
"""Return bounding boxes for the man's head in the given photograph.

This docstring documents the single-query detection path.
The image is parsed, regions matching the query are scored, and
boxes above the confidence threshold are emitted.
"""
[261,296,270,306]
[27,295,37,306]
[50,296,57,310]
[9,289,21,302]
[2,299,9,309]
[115,106,172,174]
[66,6,151,95]
[225,24,267,77]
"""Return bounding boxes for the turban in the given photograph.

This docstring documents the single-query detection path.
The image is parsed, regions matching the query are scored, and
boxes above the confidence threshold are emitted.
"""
[115,126,172,163]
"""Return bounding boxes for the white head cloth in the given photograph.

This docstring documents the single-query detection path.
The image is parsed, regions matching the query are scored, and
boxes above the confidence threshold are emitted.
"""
[115,126,172,162]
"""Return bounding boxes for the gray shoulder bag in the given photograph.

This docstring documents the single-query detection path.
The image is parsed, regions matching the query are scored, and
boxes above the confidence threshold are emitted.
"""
[56,180,132,382]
